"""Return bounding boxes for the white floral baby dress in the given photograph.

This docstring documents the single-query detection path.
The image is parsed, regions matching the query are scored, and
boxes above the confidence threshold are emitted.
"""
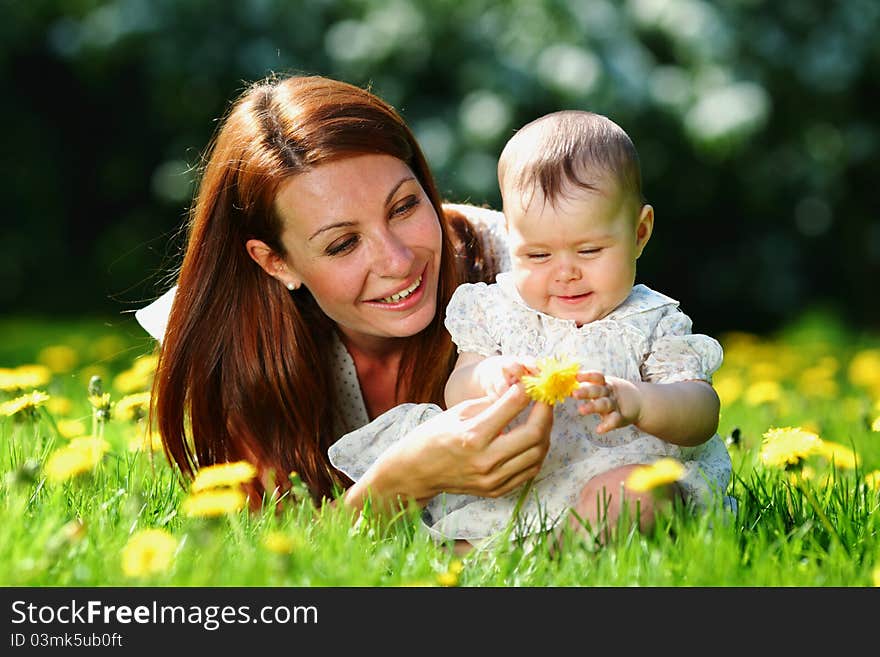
[329,274,734,542]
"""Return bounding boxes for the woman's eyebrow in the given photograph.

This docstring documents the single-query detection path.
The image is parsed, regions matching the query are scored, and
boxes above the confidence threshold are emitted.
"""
[384,176,415,206]
[309,176,416,241]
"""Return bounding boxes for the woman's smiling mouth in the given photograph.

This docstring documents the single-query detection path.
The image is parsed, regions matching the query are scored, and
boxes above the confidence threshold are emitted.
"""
[374,275,423,304]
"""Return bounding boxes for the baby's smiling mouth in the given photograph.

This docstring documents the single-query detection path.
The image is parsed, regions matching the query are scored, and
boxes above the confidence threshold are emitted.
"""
[555,292,591,302]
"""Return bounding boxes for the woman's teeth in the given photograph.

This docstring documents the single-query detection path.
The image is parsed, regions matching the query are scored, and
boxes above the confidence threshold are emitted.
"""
[378,276,422,303]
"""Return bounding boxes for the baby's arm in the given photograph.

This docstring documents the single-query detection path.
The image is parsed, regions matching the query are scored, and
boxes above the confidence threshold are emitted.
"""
[444,352,535,408]
[573,372,719,447]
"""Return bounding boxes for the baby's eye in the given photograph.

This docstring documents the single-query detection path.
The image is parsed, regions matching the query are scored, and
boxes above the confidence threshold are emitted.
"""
[326,235,359,256]
[579,248,601,255]
[526,253,550,260]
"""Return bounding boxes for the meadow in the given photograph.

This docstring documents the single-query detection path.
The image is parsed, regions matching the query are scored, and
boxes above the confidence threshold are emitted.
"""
[1,311,879,587]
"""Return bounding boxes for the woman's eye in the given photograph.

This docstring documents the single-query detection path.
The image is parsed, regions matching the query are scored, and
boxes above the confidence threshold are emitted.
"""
[391,196,420,217]
[326,236,359,256]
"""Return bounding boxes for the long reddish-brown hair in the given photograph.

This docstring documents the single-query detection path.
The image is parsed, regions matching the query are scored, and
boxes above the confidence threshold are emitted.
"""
[151,74,492,504]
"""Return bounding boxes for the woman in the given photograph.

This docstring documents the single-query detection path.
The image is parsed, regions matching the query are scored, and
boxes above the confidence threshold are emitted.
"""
[140,73,553,514]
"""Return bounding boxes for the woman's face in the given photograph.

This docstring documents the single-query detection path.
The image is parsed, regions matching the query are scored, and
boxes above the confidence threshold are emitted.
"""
[274,153,442,351]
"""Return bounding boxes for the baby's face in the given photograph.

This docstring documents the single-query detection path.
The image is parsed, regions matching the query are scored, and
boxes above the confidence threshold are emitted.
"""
[503,178,653,327]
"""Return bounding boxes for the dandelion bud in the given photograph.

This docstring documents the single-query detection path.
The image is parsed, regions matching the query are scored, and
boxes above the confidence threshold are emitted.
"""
[88,375,104,398]
[4,458,41,487]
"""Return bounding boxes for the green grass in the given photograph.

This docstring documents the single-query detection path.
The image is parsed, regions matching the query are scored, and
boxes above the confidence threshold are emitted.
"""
[1,311,879,586]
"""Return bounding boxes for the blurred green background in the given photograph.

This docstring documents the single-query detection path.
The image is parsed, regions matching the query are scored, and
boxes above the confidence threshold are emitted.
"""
[2,0,879,336]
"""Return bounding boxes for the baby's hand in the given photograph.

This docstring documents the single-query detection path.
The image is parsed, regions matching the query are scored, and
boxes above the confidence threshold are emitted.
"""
[572,371,643,434]
[476,355,538,399]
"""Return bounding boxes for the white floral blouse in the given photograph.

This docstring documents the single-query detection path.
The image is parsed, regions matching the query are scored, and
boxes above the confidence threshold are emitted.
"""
[329,273,734,542]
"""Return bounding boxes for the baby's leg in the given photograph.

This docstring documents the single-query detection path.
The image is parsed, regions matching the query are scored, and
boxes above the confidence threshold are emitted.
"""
[565,464,682,545]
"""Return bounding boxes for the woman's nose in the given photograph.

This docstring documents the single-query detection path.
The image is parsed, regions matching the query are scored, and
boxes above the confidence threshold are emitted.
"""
[374,230,414,277]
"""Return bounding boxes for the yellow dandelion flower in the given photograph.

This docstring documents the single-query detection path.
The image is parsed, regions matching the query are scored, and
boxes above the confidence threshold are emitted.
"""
[626,458,686,492]
[262,531,299,554]
[788,465,816,485]
[871,416,880,432]
[182,489,248,517]
[46,396,73,416]
[90,334,127,361]
[88,392,111,410]
[44,444,105,483]
[0,390,50,417]
[848,349,880,389]
[37,344,78,373]
[190,461,258,492]
[796,367,838,399]
[863,470,880,490]
[814,441,859,470]
[760,426,823,468]
[112,354,159,394]
[0,364,52,391]
[749,361,784,382]
[68,435,111,456]
[121,528,178,578]
[800,420,821,435]
[744,380,782,406]
[127,427,164,452]
[714,375,743,407]
[436,568,461,587]
[114,392,151,423]
[57,419,88,438]
[521,356,580,405]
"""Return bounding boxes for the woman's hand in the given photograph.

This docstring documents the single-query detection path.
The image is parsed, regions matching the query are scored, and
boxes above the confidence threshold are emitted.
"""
[346,384,553,510]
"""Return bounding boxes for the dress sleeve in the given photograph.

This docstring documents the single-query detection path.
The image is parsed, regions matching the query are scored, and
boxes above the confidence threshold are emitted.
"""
[134,285,176,343]
[327,403,442,482]
[442,203,510,274]
[444,282,502,357]
[640,308,723,384]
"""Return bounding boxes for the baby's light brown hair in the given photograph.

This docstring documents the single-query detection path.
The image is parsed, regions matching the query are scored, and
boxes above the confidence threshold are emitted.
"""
[498,110,644,214]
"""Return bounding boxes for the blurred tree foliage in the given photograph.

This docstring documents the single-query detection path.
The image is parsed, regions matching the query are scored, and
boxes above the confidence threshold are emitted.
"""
[2,0,878,335]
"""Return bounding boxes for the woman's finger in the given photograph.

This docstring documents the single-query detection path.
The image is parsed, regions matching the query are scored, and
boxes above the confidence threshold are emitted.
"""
[485,401,553,469]
[452,394,496,421]
[483,444,546,494]
[466,383,532,440]
[488,465,542,498]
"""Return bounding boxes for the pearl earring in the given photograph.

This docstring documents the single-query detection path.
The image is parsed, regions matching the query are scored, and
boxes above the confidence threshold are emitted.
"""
[286,282,296,291]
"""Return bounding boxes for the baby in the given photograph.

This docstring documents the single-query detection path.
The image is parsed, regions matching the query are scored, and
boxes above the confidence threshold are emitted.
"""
[330,110,733,544]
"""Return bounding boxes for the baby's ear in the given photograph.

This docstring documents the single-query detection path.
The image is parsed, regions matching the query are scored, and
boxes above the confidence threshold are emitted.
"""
[635,204,654,258]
